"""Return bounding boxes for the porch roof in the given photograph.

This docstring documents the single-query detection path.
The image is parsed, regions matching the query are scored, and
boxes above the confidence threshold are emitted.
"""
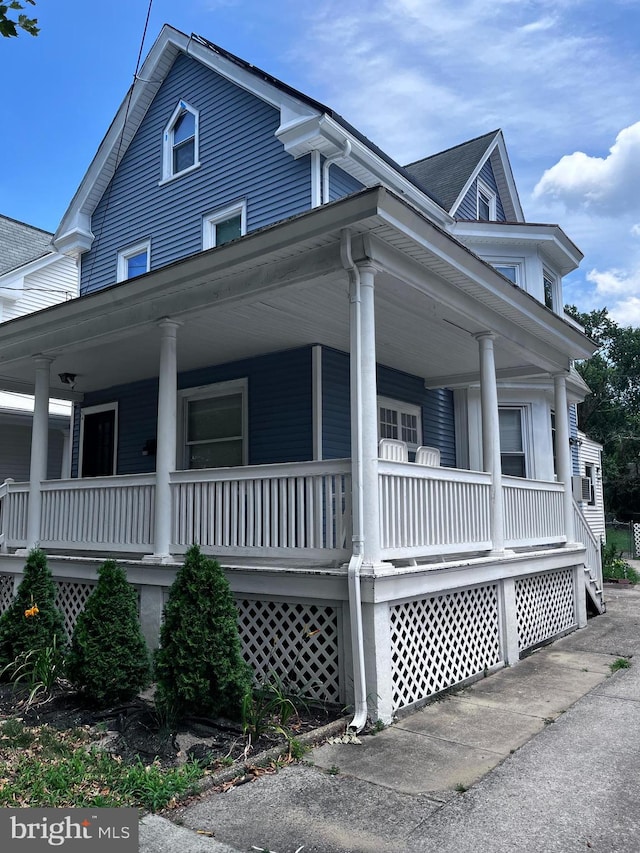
[0,187,596,400]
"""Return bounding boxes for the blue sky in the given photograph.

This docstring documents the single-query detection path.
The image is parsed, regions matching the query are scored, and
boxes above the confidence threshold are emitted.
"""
[5,0,640,324]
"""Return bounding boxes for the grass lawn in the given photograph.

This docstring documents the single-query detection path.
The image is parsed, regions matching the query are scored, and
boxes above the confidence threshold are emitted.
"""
[606,525,635,558]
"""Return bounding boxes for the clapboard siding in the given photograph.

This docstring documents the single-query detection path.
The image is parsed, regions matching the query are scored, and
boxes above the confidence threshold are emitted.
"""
[570,403,579,475]
[81,53,313,294]
[321,347,456,465]
[72,348,314,475]
[0,424,64,482]
[456,159,506,222]
[328,164,364,201]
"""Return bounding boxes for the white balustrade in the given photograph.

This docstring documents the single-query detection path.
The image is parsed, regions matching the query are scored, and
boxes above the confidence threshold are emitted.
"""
[379,460,492,558]
[503,477,565,547]
[574,500,603,590]
[1,481,28,546]
[39,475,156,551]
[171,460,352,559]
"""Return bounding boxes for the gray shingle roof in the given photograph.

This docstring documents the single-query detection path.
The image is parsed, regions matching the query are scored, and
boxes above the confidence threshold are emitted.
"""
[404,130,500,213]
[0,215,54,276]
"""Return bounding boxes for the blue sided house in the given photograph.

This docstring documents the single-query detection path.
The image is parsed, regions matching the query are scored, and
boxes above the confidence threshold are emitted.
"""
[0,25,603,725]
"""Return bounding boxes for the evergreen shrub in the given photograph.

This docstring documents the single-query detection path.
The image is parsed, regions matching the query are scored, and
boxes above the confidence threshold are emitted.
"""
[0,548,66,673]
[66,560,151,706]
[154,544,252,723]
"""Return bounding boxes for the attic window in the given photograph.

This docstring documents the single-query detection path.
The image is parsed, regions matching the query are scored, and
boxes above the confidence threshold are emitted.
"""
[161,101,200,182]
[203,201,246,249]
[477,180,496,221]
[117,240,150,282]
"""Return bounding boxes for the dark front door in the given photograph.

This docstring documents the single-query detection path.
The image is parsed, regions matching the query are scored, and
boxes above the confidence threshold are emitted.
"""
[81,408,116,477]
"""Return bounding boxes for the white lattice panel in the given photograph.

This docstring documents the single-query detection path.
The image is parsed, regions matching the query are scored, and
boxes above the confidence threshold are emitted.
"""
[634,524,640,558]
[0,574,15,615]
[515,569,575,652]
[55,581,96,639]
[235,598,341,703]
[390,585,502,712]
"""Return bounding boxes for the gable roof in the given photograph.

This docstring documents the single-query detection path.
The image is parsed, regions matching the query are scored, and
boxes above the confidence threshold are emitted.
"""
[0,215,53,276]
[54,24,453,254]
[404,130,524,222]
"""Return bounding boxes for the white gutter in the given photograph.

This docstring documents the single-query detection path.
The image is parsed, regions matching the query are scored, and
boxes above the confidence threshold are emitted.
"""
[340,227,368,733]
[323,140,352,204]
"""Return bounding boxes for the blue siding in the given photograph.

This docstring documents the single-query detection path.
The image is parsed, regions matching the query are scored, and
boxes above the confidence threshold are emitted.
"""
[570,403,579,475]
[81,53,313,294]
[327,163,364,202]
[73,348,313,475]
[456,159,506,222]
[321,347,456,465]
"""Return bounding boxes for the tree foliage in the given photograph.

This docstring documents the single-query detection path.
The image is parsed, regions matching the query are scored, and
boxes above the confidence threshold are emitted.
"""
[154,545,252,724]
[66,560,151,707]
[0,1,39,38]
[0,549,65,673]
[566,305,640,517]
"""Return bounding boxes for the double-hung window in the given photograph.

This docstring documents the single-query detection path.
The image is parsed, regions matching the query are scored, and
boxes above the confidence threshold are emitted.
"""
[499,407,527,478]
[203,201,246,249]
[117,240,150,282]
[378,397,422,453]
[161,101,200,182]
[179,380,247,470]
[477,180,497,221]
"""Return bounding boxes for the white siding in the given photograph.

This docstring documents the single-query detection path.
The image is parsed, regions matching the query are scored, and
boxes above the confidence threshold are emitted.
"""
[578,432,605,543]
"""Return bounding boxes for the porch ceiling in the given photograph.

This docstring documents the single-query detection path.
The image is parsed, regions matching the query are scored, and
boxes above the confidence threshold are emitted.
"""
[0,188,594,399]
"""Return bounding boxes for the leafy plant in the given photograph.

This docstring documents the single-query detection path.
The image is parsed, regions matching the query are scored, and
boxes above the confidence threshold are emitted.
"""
[601,541,639,583]
[154,545,252,724]
[0,549,66,673]
[1,635,65,707]
[610,657,631,673]
[66,560,151,707]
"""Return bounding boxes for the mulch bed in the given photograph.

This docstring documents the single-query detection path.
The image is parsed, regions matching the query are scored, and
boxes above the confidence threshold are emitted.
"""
[0,683,345,770]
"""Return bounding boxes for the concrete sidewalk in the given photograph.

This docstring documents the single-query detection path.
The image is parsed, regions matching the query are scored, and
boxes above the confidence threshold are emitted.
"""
[141,582,640,853]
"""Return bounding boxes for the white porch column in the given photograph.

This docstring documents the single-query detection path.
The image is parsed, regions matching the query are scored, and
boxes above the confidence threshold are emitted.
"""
[145,319,180,563]
[25,356,53,551]
[351,263,381,566]
[553,372,575,543]
[476,333,505,554]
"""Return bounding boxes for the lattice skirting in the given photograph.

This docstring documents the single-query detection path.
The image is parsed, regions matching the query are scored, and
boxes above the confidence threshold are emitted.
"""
[390,584,502,712]
[515,568,575,652]
[234,597,342,704]
[634,524,640,558]
[0,574,15,616]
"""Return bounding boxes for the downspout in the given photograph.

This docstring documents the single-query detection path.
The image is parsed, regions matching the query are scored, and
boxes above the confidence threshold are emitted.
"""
[341,228,368,733]
[323,140,352,204]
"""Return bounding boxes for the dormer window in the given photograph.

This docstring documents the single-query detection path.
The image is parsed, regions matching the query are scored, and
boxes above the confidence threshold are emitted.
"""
[161,101,200,182]
[477,180,497,221]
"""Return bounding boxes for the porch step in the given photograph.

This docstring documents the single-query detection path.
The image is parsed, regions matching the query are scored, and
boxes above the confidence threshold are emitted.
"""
[584,567,606,615]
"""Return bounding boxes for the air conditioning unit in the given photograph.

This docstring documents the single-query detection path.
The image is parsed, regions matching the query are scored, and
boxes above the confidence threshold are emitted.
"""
[572,475,593,503]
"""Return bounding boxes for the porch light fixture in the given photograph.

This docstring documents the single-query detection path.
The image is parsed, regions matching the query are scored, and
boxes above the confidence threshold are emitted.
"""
[58,372,77,389]
[568,436,583,447]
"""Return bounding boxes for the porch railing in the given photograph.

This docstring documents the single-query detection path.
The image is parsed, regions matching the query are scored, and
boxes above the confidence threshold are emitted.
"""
[170,460,352,559]
[378,461,492,558]
[503,476,565,548]
[573,499,603,590]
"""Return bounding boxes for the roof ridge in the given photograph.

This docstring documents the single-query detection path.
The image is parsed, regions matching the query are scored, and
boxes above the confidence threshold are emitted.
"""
[404,129,501,168]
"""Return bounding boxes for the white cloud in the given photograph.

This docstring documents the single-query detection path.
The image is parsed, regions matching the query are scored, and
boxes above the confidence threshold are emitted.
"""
[533,122,640,215]
[587,267,640,298]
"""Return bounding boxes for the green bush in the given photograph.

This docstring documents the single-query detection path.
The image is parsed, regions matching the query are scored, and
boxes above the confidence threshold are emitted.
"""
[66,560,150,707]
[602,540,639,583]
[154,544,252,723]
[0,549,66,673]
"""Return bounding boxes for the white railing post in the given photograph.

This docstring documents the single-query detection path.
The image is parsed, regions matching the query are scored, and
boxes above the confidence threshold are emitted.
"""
[21,356,53,553]
[145,319,180,563]
[554,372,575,544]
[476,332,506,554]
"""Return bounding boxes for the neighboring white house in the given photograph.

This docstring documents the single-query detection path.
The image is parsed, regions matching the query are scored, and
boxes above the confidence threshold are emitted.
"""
[575,431,605,545]
[0,215,78,483]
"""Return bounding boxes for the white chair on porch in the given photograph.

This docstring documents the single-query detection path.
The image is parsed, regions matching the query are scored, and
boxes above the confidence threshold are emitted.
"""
[415,445,441,466]
[379,438,408,461]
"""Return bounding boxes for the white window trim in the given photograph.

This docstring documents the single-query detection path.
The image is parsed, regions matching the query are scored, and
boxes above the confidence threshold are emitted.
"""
[117,240,150,283]
[78,402,118,478]
[543,268,561,312]
[498,404,532,479]
[202,200,247,250]
[160,100,201,185]
[477,179,497,221]
[177,378,248,470]
[486,256,524,286]
[377,395,422,452]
